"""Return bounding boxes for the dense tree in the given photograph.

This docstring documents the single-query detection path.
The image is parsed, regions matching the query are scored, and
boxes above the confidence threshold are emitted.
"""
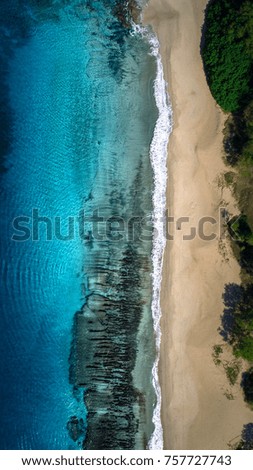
[202,0,253,112]
[221,284,253,361]
[241,369,253,404]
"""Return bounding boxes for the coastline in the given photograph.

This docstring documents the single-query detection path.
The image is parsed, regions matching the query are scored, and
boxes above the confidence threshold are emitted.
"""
[144,0,253,449]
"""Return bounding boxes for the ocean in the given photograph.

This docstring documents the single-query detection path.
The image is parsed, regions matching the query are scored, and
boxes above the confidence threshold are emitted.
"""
[0,0,171,449]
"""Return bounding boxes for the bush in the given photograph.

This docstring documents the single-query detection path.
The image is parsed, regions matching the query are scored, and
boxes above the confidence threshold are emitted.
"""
[235,337,253,361]
[234,423,253,449]
[221,284,253,362]
[241,369,253,404]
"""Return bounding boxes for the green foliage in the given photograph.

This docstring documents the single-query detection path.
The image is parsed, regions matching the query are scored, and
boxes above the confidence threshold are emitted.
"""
[241,368,253,404]
[242,102,253,162]
[205,1,253,406]
[232,422,253,449]
[229,215,253,245]
[212,344,223,365]
[224,361,241,385]
[202,0,253,112]
[240,245,253,275]
[235,337,253,361]
[235,439,253,450]
[221,284,253,364]
[224,171,236,186]
[224,391,234,400]
[228,215,253,274]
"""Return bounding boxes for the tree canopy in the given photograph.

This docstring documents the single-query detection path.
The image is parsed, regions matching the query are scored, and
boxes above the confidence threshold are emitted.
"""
[202,0,253,112]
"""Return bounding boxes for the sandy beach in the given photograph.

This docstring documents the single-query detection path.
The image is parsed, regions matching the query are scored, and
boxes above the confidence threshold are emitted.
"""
[144,0,253,450]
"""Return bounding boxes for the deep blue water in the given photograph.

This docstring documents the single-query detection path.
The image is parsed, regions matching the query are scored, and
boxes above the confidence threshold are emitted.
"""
[0,0,158,449]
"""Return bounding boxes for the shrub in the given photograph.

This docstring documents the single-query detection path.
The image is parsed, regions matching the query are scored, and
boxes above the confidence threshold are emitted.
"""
[241,369,253,404]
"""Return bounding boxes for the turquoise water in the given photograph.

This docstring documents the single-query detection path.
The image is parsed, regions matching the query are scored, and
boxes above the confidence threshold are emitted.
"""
[0,0,159,449]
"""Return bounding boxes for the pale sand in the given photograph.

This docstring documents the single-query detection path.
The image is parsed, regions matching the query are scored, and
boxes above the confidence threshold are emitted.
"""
[144,0,253,450]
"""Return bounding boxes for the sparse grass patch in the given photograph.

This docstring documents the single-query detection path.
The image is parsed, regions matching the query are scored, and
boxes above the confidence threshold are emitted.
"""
[212,344,223,365]
[224,171,236,187]
[224,391,234,400]
[224,360,241,386]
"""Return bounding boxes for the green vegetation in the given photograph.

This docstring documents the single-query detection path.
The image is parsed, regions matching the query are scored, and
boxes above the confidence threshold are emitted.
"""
[212,344,241,387]
[202,0,253,410]
[202,0,253,113]
[224,103,253,167]
[224,361,241,386]
[212,344,223,365]
[224,171,236,187]
[222,284,253,360]
[231,422,253,449]
[235,439,253,450]
[235,337,253,362]
[229,214,253,245]
[241,368,253,405]
[224,391,234,401]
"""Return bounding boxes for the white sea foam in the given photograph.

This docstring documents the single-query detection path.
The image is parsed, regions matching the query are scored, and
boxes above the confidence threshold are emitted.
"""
[131,23,173,450]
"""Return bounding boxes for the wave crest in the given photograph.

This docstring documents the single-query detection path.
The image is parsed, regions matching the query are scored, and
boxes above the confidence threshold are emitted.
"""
[131,23,173,450]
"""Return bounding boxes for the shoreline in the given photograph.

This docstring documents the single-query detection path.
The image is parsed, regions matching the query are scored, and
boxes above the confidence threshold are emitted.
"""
[147,32,172,450]
[144,0,253,449]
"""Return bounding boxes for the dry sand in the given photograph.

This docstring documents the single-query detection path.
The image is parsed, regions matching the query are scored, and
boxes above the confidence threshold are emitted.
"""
[144,0,253,450]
